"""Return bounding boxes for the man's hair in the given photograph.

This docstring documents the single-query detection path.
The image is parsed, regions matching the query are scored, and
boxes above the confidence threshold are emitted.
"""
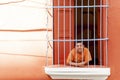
[74,41,84,46]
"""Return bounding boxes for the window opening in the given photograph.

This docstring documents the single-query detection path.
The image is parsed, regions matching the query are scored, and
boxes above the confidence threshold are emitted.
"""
[45,0,110,79]
[48,0,108,67]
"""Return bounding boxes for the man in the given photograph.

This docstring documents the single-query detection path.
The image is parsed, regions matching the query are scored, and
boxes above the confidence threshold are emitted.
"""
[66,42,92,67]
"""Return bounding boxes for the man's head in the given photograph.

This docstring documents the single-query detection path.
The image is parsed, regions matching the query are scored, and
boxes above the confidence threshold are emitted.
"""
[75,42,84,53]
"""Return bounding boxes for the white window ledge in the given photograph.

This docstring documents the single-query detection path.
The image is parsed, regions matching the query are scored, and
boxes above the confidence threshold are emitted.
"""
[45,65,110,80]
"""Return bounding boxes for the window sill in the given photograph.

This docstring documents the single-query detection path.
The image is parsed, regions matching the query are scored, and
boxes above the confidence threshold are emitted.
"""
[45,65,110,80]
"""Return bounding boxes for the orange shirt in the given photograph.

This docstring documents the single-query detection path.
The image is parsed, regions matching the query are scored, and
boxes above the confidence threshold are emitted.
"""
[67,47,92,64]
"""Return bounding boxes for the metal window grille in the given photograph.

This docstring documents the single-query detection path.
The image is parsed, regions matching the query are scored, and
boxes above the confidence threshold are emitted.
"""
[46,0,109,67]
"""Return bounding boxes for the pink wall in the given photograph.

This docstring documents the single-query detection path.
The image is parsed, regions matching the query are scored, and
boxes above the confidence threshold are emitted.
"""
[0,54,52,80]
[108,0,120,79]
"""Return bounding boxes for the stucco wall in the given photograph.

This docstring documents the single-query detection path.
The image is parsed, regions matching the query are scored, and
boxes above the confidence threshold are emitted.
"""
[0,0,52,80]
[108,0,120,79]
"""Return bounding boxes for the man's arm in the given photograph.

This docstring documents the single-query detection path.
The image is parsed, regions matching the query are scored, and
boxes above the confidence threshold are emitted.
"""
[69,61,87,67]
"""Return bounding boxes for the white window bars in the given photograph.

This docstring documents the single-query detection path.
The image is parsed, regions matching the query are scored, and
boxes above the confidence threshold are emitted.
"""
[45,0,110,80]
[46,0,109,67]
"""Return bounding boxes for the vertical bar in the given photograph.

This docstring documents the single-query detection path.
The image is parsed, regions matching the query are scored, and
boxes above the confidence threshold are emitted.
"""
[100,0,103,67]
[46,41,48,66]
[46,0,49,66]
[106,0,108,67]
[69,0,72,67]
[81,0,84,64]
[75,0,78,67]
[58,0,60,66]
[64,0,66,66]
[93,0,96,67]
[87,0,90,67]
[52,0,54,65]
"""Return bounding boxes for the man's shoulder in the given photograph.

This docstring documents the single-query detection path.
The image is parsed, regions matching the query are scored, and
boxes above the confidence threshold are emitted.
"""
[84,47,89,52]
[70,48,76,53]
[84,47,89,49]
[72,48,75,50]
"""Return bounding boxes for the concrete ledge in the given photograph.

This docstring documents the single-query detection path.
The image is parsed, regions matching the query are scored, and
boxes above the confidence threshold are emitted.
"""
[45,65,110,80]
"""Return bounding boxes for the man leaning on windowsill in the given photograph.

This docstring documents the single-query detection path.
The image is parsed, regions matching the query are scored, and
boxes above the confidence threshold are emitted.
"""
[66,42,92,67]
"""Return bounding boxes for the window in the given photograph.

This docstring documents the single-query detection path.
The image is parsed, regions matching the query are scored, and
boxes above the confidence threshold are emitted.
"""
[45,0,110,80]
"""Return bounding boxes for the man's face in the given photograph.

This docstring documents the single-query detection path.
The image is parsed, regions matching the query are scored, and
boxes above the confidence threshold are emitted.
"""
[76,43,84,53]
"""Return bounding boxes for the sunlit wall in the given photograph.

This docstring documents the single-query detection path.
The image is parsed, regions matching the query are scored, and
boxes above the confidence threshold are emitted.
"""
[0,0,53,57]
[0,0,53,80]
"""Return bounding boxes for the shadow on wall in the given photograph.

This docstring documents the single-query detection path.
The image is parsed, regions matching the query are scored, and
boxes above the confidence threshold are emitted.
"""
[0,54,52,80]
